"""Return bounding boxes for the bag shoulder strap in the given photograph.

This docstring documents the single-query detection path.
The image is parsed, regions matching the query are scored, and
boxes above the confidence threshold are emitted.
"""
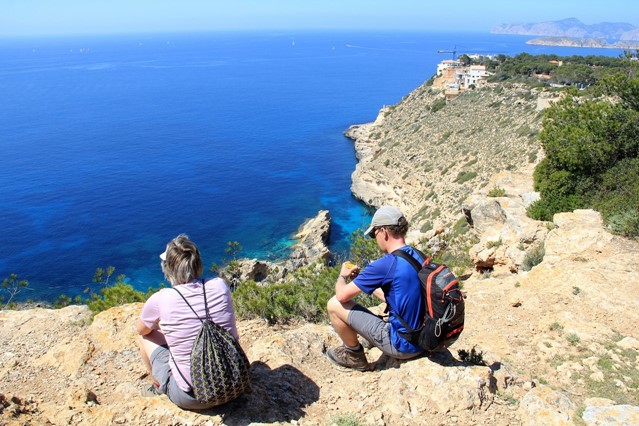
[389,248,428,335]
[167,279,209,391]
[172,279,211,323]
[391,248,425,273]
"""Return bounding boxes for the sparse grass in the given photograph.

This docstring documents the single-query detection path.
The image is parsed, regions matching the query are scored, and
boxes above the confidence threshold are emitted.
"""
[329,413,361,426]
[441,163,453,175]
[452,216,470,237]
[496,390,518,405]
[597,355,614,371]
[565,333,581,346]
[549,322,564,332]
[486,239,502,249]
[572,286,581,296]
[463,158,478,168]
[420,222,433,233]
[522,244,545,271]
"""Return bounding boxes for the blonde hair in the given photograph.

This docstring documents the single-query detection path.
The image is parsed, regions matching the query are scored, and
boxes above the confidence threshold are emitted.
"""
[161,234,203,286]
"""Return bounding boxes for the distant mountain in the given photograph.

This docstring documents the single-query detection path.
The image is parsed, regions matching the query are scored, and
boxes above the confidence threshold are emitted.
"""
[492,18,638,41]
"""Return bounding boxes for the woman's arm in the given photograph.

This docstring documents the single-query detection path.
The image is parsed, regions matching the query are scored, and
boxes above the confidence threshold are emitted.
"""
[136,318,153,336]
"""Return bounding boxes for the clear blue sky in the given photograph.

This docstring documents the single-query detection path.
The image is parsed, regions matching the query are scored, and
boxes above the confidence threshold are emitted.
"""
[2,0,637,36]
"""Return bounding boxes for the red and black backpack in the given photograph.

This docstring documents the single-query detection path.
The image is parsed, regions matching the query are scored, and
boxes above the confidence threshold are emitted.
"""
[392,249,465,352]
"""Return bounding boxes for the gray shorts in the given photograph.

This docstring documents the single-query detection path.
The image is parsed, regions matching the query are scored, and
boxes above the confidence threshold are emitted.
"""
[347,304,422,360]
[150,346,218,410]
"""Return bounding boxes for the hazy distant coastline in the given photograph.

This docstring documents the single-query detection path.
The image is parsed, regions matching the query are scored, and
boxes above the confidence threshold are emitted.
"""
[527,36,639,49]
[492,17,639,42]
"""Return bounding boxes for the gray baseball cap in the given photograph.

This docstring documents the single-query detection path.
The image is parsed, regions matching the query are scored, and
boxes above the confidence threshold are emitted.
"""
[365,205,404,237]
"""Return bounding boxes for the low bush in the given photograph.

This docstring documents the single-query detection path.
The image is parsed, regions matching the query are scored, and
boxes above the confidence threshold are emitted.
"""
[430,97,447,113]
[487,186,506,197]
[454,171,478,184]
[233,263,377,324]
[522,244,545,271]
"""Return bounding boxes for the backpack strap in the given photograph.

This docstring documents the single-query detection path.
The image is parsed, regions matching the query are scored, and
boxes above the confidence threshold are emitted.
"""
[389,248,427,338]
[166,279,209,391]
[391,249,424,273]
[172,279,210,323]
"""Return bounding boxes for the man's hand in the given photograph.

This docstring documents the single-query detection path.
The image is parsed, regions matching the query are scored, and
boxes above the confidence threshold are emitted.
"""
[340,262,359,280]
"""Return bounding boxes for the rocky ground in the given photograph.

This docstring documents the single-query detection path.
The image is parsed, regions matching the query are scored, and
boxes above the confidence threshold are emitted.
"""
[2,168,638,425]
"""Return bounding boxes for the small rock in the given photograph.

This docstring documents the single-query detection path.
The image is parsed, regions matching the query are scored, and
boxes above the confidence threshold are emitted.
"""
[617,337,639,350]
[589,371,605,382]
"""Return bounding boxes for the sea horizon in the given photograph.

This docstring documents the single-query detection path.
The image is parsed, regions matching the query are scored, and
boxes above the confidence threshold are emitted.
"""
[0,30,625,302]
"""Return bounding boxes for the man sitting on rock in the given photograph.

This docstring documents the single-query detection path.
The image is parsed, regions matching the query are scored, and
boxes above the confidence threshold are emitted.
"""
[326,205,425,370]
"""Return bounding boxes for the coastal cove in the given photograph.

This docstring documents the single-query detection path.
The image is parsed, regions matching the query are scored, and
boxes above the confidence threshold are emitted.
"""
[0,31,626,301]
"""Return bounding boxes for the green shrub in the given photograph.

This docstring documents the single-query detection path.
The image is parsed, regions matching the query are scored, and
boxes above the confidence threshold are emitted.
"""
[530,89,639,237]
[87,282,150,315]
[430,97,447,113]
[487,186,506,197]
[83,267,163,316]
[233,264,346,324]
[454,171,478,184]
[594,157,639,237]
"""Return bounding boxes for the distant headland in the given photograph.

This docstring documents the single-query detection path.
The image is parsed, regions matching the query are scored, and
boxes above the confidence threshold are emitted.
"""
[492,17,639,48]
[526,37,639,49]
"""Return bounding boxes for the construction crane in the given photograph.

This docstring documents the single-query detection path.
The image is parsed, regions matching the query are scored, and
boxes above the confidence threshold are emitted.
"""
[437,46,457,60]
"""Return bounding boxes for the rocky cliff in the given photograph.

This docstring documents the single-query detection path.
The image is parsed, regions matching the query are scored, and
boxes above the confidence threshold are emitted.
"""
[346,82,548,240]
[2,82,639,425]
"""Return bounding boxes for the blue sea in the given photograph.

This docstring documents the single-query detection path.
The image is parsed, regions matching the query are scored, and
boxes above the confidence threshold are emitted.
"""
[0,31,624,301]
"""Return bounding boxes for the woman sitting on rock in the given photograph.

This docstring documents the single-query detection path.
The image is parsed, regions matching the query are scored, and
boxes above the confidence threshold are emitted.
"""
[136,234,241,409]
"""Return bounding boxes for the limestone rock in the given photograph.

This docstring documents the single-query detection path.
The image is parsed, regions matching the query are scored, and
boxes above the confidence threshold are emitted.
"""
[465,166,550,273]
[518,386,575,425]
[236,258,273,283]
[616,336,639,350]
[582,404,639,425]
[287,209,331,267]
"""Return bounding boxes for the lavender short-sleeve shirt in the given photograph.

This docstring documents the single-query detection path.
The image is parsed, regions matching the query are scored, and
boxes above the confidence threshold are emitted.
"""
[140,277,239,392]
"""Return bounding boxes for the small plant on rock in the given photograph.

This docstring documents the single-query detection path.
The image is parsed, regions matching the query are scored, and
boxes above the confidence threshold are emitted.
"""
[487,186,506,197]
[458,346,487,366]
[565,332,581,346]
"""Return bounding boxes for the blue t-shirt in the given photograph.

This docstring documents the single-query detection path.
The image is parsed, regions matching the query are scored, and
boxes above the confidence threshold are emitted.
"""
[353,246,424,353]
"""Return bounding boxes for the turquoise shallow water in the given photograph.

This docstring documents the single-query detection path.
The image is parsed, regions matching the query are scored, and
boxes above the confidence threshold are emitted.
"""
[0,31,623,301]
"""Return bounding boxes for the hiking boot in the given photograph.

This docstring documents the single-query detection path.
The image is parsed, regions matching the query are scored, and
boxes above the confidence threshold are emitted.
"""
[141,384,161,397]
[326,345,369,371]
